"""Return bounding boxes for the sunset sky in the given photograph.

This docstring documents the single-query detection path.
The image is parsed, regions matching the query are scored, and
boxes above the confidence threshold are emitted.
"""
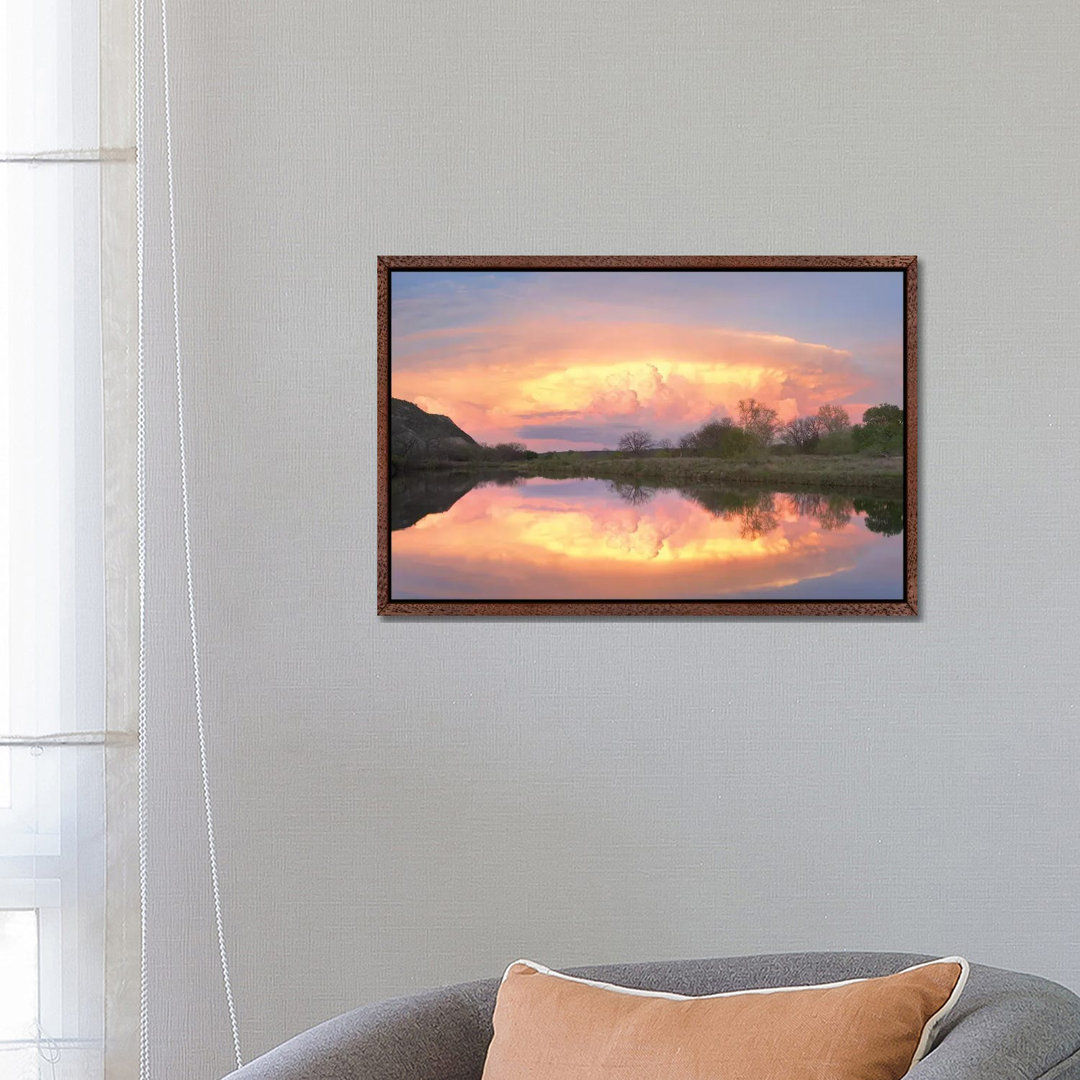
[390,270,903,451]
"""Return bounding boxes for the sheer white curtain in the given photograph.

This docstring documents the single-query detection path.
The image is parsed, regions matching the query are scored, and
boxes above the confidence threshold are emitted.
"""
[1,2,137,1078]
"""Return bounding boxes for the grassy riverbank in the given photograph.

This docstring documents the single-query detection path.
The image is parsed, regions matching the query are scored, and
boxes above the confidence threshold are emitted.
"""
[481,452,904,494]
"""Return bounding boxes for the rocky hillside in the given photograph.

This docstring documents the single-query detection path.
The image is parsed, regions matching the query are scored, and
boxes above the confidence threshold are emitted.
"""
[390,397,479,461]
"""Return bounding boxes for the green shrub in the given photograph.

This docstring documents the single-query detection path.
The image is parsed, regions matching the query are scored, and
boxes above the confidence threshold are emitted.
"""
[815,430,855,456]
[679,419,763,458]
[851,404,903,455]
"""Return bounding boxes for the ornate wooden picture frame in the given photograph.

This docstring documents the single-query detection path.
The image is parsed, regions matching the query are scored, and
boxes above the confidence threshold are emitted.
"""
[378,256,916,617]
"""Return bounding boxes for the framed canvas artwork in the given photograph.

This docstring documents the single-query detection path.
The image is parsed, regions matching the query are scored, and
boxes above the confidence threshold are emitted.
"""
[377,256,916,616]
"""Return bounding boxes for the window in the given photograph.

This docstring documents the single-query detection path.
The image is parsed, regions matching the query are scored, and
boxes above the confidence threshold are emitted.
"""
[2,2,114,1077]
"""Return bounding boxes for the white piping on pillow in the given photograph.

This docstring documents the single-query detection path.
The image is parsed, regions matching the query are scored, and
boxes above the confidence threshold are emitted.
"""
[502,956,970,1069]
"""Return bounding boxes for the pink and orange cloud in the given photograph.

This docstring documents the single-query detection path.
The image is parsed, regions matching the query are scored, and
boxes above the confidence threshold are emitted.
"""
[390,272,903,450]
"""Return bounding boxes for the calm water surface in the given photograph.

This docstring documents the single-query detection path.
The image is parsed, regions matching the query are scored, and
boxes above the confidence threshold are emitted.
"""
[390,473,903,601]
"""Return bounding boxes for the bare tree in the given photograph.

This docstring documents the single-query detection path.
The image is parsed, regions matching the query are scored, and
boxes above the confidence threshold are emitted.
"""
[617,429,657,455]
[780,415,823,451]
[737,398,780,444]
[816,404,851,433]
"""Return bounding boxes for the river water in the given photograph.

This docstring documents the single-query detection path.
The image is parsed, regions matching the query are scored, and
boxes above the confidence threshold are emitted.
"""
[390,473,903,602]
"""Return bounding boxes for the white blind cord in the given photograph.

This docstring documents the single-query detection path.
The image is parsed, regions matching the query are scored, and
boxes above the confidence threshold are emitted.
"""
[158,0,244,1065]
[135,0,244,1071]
[134,0,151,1074]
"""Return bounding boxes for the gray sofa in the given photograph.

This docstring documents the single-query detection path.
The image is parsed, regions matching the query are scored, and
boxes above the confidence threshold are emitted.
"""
[224,952,1080,1079]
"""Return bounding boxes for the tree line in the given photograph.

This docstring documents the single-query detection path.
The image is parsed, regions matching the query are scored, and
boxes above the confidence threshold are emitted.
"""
[616,399,904,458]
[604,482,902,538]
[393,432,540,466]
[476,441,540,462]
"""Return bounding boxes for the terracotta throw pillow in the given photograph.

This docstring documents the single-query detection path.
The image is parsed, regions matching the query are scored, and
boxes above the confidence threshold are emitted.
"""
[481,957,968,1080]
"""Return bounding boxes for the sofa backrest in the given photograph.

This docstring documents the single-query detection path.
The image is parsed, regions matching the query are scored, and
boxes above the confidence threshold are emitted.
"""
[224,952,1080,1080]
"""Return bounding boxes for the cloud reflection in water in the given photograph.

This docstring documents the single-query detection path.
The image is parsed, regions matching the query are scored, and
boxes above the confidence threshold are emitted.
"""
[391,475,903,601]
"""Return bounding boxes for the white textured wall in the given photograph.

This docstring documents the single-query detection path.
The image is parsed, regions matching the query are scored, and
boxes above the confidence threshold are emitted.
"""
[139,2,1080,1076]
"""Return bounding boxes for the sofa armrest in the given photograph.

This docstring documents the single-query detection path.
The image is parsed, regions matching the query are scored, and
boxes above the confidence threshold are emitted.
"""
[909,967,1080,1080]
[221,980,496,1080]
